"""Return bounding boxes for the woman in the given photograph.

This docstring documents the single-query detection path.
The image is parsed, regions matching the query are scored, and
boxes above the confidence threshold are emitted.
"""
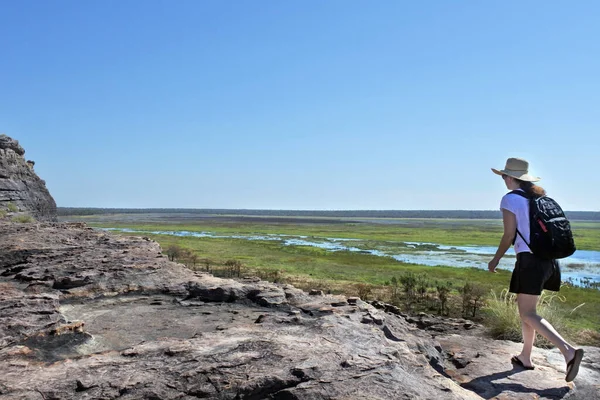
[488,157,584,382]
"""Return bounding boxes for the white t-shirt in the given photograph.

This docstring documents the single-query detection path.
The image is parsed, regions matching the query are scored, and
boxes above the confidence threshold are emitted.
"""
[500,189,532,254]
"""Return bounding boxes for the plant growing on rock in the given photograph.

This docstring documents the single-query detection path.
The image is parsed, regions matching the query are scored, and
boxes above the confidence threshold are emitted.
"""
[6,202,18,212]
[12,214,34,223]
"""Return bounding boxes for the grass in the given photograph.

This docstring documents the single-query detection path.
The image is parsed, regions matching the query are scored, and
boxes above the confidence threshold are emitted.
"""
[73,216,600,345]
[12,214,35,223]
[6,202,18,212]
[484,288,572,347]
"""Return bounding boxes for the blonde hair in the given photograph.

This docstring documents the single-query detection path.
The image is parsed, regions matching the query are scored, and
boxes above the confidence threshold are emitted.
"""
[518,180,546,198]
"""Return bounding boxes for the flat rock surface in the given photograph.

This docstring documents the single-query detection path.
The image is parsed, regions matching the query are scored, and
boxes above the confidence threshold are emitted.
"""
[0,221,597,399]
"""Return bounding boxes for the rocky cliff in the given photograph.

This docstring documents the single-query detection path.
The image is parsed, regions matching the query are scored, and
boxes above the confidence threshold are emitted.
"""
[0,134,57,221]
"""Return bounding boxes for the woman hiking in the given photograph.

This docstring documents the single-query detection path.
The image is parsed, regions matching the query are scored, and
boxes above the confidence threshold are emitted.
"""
[488,157,584,382]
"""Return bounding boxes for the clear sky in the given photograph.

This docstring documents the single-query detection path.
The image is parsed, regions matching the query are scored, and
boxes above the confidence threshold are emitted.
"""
[1,1,598,211]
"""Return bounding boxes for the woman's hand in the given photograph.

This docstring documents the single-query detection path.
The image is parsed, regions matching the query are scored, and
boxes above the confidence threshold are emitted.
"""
[488,257,499,273]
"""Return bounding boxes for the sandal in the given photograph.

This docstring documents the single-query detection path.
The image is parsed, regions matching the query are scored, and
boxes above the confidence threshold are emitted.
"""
[511,355,535,370]
[565,349,584,382]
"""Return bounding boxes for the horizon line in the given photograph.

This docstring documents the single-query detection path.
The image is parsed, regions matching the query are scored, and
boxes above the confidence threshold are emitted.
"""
[56,206,600,213]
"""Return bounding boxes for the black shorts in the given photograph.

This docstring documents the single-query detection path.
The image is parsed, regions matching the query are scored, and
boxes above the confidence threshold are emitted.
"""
[509,252,561,295]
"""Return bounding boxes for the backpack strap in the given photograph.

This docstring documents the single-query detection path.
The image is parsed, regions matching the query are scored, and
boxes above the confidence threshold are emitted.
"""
[509,190,528,199]
[507,190,531,247]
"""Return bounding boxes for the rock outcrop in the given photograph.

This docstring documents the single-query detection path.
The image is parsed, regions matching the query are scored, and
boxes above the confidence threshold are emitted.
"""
[1,220,598,400]
[0,134,57,221]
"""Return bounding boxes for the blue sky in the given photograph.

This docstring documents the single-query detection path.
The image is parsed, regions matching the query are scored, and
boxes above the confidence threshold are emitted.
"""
[1,1,598,210]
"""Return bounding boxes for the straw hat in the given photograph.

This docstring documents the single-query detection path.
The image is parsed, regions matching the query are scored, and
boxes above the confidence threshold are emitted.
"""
[491,157,540,182]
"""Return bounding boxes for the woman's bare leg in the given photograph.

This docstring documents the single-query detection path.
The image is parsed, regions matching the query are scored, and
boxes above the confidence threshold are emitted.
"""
[517,293,576,363]
[517,319,536,367]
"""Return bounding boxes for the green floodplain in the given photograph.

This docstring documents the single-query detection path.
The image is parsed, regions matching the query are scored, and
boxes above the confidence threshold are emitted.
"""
[61,212,600,346]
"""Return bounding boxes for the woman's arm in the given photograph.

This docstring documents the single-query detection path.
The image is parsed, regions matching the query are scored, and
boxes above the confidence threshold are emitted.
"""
[488,209,517,272]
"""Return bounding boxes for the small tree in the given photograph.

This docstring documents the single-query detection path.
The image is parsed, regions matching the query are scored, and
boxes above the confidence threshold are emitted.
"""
[177,248,197,267]
[388,276,400,304]
[459,282,488,318]
[165,244,182,261]
[459,282,474,317]
[399,272,417,302]
[261,269,285,284]
[356,283,372,301]
[470,284,487,318]
[435,280,452,316]
[416,274,430,301]
[187,253,199,268]
[224,259,243,277]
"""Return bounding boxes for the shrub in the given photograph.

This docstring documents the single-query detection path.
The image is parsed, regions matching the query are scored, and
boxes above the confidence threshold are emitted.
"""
[470,284,487,318]
[224,259,244,278]
[258,269,286,283]
[388,276,400,304]
[165,244,183,261]
[12,214,34,223]
[435,280,452,315]
[186,253,199,267]
[202,259,213,273]
[459,282,488,318]
[416,273,430,301]
[178,248,198,267]
[356,283,373,301]
[7,202,18,212]
[399,272,418,301]
[0,210,7,219]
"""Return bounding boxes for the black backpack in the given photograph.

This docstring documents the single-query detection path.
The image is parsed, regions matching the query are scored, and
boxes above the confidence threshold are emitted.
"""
[510,190,576,260]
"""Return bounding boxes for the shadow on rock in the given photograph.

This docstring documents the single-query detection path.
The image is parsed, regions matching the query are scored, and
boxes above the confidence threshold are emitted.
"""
[460,367,571,399]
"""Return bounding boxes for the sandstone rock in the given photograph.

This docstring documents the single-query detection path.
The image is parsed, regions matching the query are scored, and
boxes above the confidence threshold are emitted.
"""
[435,335,600,400]
[1,220,597,399]
[347,296,359,305]
[0,134,57,221]
[0,135,25,156]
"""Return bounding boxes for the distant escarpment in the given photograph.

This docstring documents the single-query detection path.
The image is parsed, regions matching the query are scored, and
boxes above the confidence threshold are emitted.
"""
[0,134,57,221]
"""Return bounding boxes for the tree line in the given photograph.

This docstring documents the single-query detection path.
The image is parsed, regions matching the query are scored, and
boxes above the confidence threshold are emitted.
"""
[57,207,599,221]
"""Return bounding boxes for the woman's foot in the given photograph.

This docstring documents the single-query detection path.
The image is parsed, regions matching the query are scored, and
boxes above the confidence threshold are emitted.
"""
[565,349,584,382]
[511,355,535,370]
